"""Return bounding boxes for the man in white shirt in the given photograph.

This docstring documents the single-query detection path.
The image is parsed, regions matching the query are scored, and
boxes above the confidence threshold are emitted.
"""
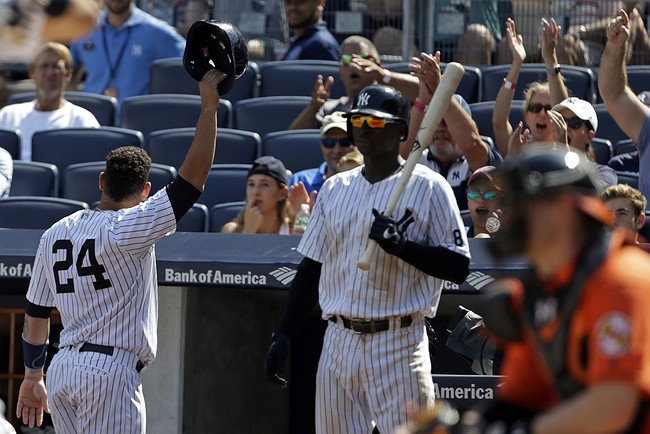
[0,42,99,161]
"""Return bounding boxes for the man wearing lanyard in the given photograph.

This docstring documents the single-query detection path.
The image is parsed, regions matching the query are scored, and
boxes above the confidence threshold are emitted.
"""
[70,0,185,104]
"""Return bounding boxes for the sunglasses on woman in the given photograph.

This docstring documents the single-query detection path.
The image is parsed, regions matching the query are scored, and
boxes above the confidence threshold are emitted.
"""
[350,115,394,129]
[340,53,376,66]
[527,103,553,113]
[467,190,498,201]
[321,138,352,148]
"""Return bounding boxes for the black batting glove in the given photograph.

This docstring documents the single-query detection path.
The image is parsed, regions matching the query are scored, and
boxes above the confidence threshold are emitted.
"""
[369,208,415,256]
[263,332,289,388]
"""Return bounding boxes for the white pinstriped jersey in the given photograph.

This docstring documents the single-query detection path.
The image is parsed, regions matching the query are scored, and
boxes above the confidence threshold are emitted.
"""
[26,188,176,364]
[298,163,470,319]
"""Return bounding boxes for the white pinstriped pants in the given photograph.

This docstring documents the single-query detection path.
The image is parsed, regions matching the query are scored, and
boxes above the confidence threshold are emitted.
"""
[315,315,435,434]
[46,345,145,434]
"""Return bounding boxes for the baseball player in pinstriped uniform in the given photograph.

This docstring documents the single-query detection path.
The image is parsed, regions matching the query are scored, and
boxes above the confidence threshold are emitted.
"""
[265,84,470,434]
[15,68,227,433]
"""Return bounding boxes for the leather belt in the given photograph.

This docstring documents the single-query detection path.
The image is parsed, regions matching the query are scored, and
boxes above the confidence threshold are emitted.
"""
[79,342,145,373]
[329,315,413,333]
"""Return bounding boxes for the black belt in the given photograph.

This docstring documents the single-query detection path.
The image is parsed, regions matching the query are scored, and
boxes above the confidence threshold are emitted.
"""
[329,315,413,333]
[79,343,145,373]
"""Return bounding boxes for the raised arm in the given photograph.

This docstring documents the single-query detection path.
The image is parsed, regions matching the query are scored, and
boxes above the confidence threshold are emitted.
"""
[288,74,334,130]
[541,17,569,105]
[493,18,525,157]
[598,9,649,144]
[177,69,226,191]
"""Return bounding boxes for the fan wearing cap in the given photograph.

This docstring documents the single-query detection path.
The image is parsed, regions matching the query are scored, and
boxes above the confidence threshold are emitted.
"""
[464,144,650,433]
[221,156,294,234]
[466,166,502,238]
[400,51,502,210]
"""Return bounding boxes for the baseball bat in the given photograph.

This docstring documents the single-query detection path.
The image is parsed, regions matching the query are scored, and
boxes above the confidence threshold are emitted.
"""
[357,62,465,270]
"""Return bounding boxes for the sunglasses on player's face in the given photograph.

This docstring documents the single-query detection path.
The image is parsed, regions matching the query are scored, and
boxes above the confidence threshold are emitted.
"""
[467,190,498,202]
[321,138,352,148]
[527,102,553,113]
[564,116,586,130]
[340,53,376,66]
[350,115,395,129]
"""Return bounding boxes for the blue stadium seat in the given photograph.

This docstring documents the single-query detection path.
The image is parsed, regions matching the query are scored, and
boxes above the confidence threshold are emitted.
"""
[0,197,88,229]
[615,171,639,189]
[0,129,21,159]
[120,94,232,139]
[259,60,345,98]
[208,201,245,232]
[62,161,177,204]
[595,65,650,103]
[233,96,312,138]
[149,57,260,103]
[177,203,209,232]
[590,138,613,165]
[200,164,251,209]
[481,64,595,103]
[614,139,636,156]
[147,127,261,167]
[10,161,59,197]
[261,130,323,174]
[7,91,118,126]
[593,103,629,145]
[469,100,525,145]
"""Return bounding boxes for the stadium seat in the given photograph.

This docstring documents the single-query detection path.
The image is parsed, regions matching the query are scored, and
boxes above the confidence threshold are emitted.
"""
[481,64,595,103]
[0,196,88,229]
[120,94,232,139]
[149,57,260,103]
[200,164,251,209]
[177,203,209,232]
[615,171,639,189]
[233,96,312,138]
[261,130,323,174]
[384,62,483,104]
[0,129,21,159]
[593,103,629,145]
[595,65,650,103]
[614,139,636,156]
[590,138,613,165]
[31,127,144,189]
[7,91,118,126]
[469,100,525,146]
[10,161,59,197]
[62,161,177,204]
[208,201,245,232]
[259,60,345,98]
[147,127,261,167]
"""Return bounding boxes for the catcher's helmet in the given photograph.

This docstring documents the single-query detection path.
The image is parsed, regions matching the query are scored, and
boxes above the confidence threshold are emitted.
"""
[488,144,613,259]
[345,84,409,143]
[183,20,248,95]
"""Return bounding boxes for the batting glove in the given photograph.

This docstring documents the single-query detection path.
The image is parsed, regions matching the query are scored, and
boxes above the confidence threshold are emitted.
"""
[263,332,289,388]
[369,208,415,256]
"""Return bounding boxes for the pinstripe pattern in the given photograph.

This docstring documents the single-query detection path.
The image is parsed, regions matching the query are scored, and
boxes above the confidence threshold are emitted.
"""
[298,163,469,433]
[26,187,175,432]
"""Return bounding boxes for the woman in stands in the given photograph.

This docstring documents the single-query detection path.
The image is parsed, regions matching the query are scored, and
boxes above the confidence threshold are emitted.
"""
[221,156,295,234]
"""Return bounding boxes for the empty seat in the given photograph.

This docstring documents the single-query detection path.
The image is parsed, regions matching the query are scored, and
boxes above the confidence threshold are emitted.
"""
[590,138,613,165]
[149,57,260,103]
[615,171,639,189]
[0,129,21,159]
[62,161,177,204]
[262,130,323,174]
[469,100,525,145]
[208,201,245,232]
[200,164,251,209]
[10,161,59,197]
[31,127,144,187]
[0,196,88,229]
[147,127,261,167]
[614,139,636,156]
[233,96,312,138]
[120,94,232,139]
[259,60,345,98]
[593,103,630,145]
[596,65,650,103]
[481,64,595,103]
[177,203,209,232]
[7,91,118,126]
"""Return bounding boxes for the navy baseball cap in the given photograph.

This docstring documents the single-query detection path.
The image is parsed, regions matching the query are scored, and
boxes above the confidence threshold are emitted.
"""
[248,156,290,186]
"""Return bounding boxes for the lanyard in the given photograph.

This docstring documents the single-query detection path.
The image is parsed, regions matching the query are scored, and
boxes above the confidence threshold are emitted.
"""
[101,24,132,88]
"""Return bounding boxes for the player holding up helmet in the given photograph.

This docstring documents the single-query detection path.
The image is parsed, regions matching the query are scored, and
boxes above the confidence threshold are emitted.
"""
[264,84,470,434]
[469,144,650,433]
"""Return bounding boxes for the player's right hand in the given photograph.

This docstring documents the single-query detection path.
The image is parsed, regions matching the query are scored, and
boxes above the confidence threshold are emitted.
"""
[263,332,289,388]
[16,376,50,428]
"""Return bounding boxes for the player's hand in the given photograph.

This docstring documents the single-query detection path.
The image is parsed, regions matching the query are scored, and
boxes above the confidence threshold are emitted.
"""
[199,69,227,109]
[263,333,289,388]
[16,375,50,428]
[369,208,415,256]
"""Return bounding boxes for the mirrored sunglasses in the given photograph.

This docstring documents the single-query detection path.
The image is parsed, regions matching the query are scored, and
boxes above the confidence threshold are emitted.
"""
[350,115,391,129]
[564,116,586,130]
[321,138,352,148]
[527,103,553,113]
[467,190,498,201]
[340,53,375,66]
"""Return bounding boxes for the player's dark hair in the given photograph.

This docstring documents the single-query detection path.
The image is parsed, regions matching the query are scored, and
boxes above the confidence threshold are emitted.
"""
[104,146,151,202]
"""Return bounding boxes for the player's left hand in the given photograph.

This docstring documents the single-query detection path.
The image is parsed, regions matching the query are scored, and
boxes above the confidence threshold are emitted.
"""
[369,208,415,256]
[16,376,50,428]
